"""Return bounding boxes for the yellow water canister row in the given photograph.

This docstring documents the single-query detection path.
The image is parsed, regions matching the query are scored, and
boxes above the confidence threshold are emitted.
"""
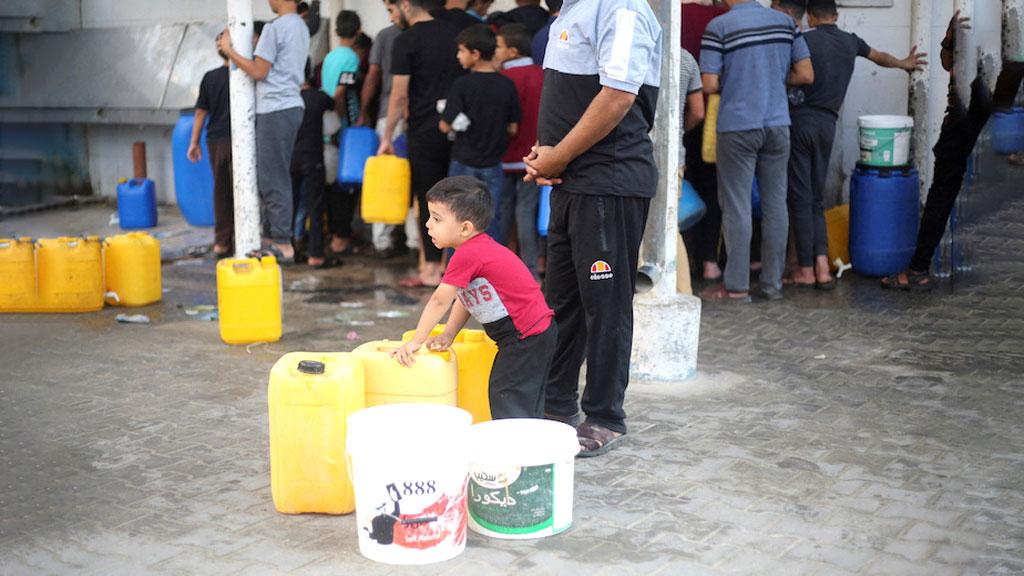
[402,326,497,423]
[361,155,411,225]
[0,233,161,313]
[353,339,458,407]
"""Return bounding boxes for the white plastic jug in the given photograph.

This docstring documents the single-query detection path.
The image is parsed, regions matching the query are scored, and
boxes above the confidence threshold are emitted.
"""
[347,404,473,565]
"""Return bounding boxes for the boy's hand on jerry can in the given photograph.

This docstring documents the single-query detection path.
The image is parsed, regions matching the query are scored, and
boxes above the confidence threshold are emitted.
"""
[426,333,453,352]
[392,342,419,367]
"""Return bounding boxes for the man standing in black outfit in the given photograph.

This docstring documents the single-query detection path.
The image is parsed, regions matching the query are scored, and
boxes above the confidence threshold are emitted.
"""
[378,0,463,288]
[526,0,662,457]
[881,12,1024,290]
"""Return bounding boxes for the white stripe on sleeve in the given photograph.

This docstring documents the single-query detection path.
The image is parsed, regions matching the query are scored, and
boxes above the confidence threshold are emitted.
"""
[606,8,637,82]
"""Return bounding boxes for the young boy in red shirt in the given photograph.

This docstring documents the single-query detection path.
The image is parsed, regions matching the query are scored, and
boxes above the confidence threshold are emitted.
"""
[394,176,557,419]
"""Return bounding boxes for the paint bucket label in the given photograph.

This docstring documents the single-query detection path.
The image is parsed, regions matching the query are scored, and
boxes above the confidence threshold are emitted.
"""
[360,476,467,555]
[469,464,554,535]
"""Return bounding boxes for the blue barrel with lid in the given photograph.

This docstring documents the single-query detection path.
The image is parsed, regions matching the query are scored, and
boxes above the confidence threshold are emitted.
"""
[991,107,1024,155]
[338,127,379,185]
[117,178,158,229]
[678,179,706,233]
[849,164,920,277]
[171,111,215,226]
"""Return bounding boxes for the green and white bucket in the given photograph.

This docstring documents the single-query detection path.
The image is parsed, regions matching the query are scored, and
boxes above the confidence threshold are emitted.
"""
[858,115,914,167]
[467,419,579,539]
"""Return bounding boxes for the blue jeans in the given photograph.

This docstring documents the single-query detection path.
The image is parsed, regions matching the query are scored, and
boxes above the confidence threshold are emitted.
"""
[448,160,506,241]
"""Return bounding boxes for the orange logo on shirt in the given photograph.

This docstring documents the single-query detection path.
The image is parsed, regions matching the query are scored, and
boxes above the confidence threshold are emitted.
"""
[589,260,613,280]
[559,29,569,42]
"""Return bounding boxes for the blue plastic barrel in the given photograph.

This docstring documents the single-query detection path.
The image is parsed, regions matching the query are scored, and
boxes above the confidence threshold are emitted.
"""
[537,185,552,236]
[171,111,215,227]
[117,178,158,229]
[991,108,1024,155]
[678,179,706,233]
[850,164,920,277]
[338,127,379,184]
[393,134,409,159]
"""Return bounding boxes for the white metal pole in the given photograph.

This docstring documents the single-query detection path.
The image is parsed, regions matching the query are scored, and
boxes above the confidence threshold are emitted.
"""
[954,0,977,106]
[1006,0,1024,62]
[909,0,933,198]
[227,0,261,259]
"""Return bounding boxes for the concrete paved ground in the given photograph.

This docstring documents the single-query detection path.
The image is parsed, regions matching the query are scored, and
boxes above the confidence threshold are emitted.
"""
[1,188,1023,575]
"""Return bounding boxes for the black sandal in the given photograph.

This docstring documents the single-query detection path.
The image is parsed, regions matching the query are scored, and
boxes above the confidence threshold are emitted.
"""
[881,270,934,291]
[576,421,626,458]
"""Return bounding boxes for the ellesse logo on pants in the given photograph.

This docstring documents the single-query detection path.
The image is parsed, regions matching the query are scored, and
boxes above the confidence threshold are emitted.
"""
[589,260,613,281]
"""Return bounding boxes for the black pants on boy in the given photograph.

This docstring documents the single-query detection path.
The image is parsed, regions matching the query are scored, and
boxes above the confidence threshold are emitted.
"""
[682,121,722,267]
[543,191,650,435]
[788,107,837,267]
[484,317,558,419]
[208,139,234,252]
[291,163,326,259]
[909,66,1024,272]
[327,182,357,242]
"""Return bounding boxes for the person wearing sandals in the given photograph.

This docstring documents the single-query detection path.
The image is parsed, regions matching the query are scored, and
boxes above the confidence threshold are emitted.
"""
[219,0,311,264]
[525,0,662,457]
[882,12,1024,291]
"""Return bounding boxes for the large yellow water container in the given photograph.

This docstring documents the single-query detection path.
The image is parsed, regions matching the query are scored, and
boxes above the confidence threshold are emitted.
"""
[269,352,365,514]
[104,232,162,307]
[402,325,497,423]
[826,204,851,271]
[0,237,38,312]
[35,236,104,312]
[216,256,282,344]
[352,340,458,407]
[361,155,411,224]
[702,93,720,164]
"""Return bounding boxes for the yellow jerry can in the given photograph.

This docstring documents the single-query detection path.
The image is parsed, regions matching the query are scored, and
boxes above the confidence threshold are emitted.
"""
[35,236,105,312]
[361,155,411,225]
[352,340,458,408]
[216,256,282,344]
[269,352,365,514]
[0,237,39,312]
[402,325,497,423]
[702,93,720,164]
[826,204,851,272]
[104,232,162,307]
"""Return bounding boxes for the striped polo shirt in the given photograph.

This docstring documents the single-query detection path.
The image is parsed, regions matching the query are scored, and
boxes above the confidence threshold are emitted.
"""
[537,0,662,198]
[699,1,810,133]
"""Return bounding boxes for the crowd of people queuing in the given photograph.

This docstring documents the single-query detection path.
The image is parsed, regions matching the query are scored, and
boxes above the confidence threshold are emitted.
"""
[189,0,1023,456]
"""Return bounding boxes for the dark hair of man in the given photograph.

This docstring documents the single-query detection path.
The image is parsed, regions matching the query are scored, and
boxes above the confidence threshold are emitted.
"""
[778,0,807,18]
[457,24,497,60]
[297,1,310,14]
[546,0,563,13]
[807,0,838,19]
[425,176,494,232]
[254,20,267,37]
[354,32,372,52]
[497,23,532,58]
[335,10,361,39]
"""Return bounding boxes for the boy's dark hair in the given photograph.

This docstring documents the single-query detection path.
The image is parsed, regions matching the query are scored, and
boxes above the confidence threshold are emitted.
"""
[497,24,531,58]
[354,31,373,53]
[545,0,563,13]
[778,0,807,18]
[457,24,497,61]
[335,10,361,39]
[807,0,837,18]
[216,32,229,60]
[425,176,494,232]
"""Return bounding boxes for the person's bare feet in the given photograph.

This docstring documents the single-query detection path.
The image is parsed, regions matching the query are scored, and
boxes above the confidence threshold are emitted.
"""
[786,266,816,286]
[272,242,295,261]
[330,236,349,254]
[307,256,325,267]
[814,255,834,285]
[702,261,722,280]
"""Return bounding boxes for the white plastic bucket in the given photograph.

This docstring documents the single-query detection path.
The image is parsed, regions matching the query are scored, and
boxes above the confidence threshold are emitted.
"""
[858,115,914,167]
[347,404,473,565]
[467,419,580,539]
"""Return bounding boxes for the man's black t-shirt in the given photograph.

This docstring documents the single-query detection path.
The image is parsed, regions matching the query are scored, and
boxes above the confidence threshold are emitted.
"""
[431,8,481,31]
[791,24,871,117]
[442,71,521,168]
[195,66,231,142]
[291,88,334,172]
[391,19,464,157]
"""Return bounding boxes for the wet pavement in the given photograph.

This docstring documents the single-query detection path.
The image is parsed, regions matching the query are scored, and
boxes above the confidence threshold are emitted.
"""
[2,157,1024,575]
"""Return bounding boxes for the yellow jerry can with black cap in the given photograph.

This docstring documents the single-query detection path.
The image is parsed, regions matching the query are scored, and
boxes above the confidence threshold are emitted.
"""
[352,340,458,408]
[402,325,497,423]
[217,256,282,344]
[35,236,105,312]
[269,352,365,514]
[0,237,39,312]
[104,232,162,307]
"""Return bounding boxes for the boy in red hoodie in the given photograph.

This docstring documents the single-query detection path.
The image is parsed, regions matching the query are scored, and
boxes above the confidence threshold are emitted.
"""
[494,23,544,280]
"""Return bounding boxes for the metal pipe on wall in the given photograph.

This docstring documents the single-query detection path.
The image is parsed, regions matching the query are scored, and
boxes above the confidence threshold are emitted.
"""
[227,0,260,258]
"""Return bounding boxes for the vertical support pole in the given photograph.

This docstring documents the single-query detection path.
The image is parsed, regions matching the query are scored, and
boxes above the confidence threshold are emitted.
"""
[954,0,977,106]
[909,0,933,199]
[132,141,147,179]
[227,0,261,258]
[1005,0,1024,63]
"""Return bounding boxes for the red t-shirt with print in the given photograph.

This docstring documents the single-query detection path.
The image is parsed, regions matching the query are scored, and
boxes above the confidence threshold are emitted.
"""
[442,233,553,338]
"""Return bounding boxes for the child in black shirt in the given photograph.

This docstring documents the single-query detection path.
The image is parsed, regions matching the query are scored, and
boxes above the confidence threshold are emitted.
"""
[291,63,335,268]
[440,24,521,242]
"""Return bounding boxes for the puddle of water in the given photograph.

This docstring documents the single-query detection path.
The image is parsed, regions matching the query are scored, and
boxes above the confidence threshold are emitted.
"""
[297,286,419,306]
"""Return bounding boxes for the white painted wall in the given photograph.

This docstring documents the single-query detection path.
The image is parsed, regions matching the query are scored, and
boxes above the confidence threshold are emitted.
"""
[86,125,176,205]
